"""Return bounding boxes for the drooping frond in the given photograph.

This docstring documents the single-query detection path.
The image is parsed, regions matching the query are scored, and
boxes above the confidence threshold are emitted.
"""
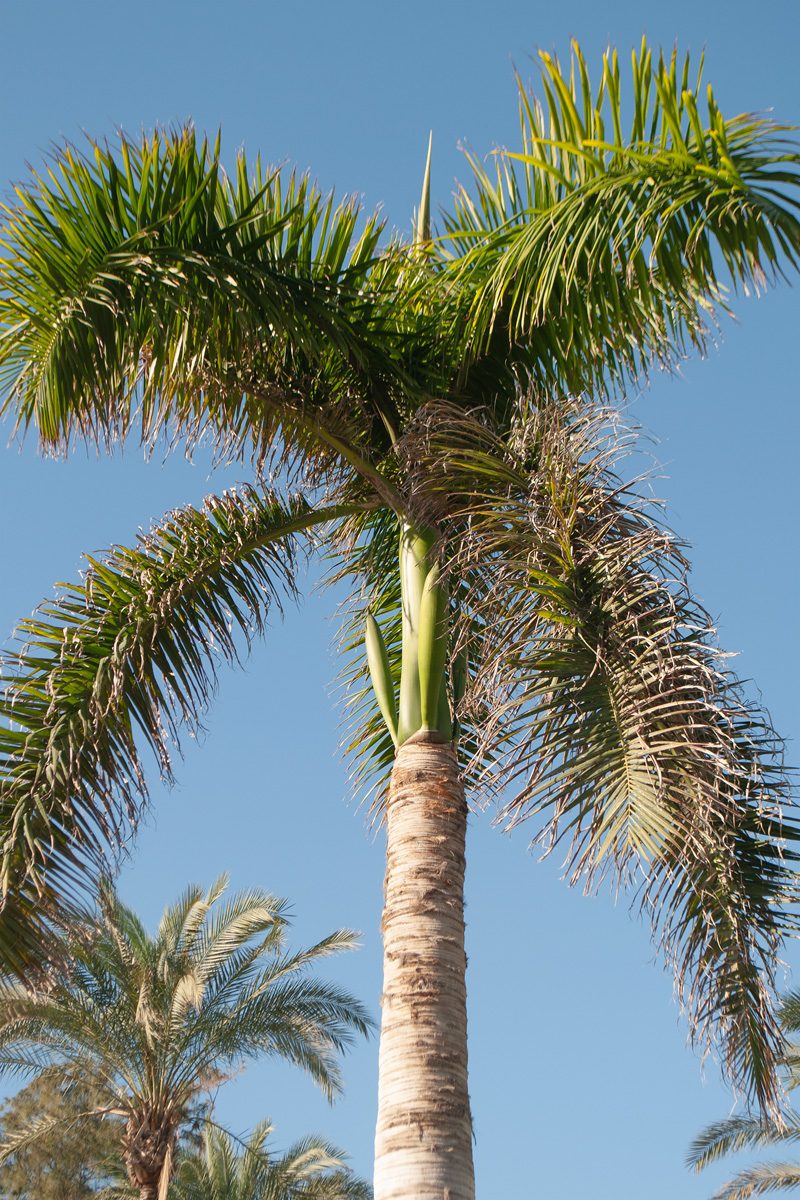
[439,38,800,401]
[0,487,353,975]
[690,1007,800,1199]
[384,393,798,1108]
[705,1162,800,1200]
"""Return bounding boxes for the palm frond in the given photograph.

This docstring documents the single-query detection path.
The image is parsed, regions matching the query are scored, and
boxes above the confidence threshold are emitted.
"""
[0,1105,103,1164]
[386,393,798,1107]
[691,1017,800,1199]
[689,1114,800,1171]
[0,486,352,976]
[439,38,800,401]
[0,128,423,485]
[779,991,800,1035]
[172,1119,372,1200]
[707,1161,800,1199]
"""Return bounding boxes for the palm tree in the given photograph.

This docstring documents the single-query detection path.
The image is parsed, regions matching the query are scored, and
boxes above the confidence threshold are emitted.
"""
[168,1121,372,1200]
[1,38,800,1200]
[88,1122,371,1200]
[0,876,372,1200]
[688,992,800,1199]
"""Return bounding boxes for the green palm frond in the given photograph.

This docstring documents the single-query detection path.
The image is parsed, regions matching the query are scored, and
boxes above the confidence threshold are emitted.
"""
[0,1106,104,1165]
[439,38,800,400]
[707,1161,800,1200]
[689,1075,800,1200]
[172,1120,372,1200]
[0,486,361,976]
[0,128,420,476]
[689,1114,800,1171]
[779,992,800,1035]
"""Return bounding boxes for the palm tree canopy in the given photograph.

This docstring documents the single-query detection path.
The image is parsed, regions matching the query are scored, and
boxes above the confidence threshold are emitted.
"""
[2,43,798,464]
[0,874,373,1178]
[168,1121,372,1200]
[1,39,799,1109]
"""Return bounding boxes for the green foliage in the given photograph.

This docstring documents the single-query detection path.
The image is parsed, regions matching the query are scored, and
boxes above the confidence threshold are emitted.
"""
[441,39,800,401]
[688,992,800,1198]
[0,129,412,459]
[0,487,367,975]
[169,1121,372,1200]
[0,876,373,1195]
[0,1075,123,1199]
[0,37,799,1113]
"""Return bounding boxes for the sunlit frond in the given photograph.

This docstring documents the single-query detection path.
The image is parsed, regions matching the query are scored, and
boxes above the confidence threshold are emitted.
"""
[0,129,417,468]
[439,39,800,402]
[171,1120,372,1200]
[0,487,353,974]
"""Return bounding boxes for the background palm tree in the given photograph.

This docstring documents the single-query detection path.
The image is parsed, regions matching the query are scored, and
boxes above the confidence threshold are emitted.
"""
[168,1121,371,1200]
[688,991,800,1199]
[0,876,372,1200]
[1,39,800,1200]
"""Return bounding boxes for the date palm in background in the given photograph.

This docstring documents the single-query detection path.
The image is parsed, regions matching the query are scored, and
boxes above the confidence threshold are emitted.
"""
[689,991,800,1199]
[169,1123,372,1200]
[0,877,371,1200]
[1,40,800,1200]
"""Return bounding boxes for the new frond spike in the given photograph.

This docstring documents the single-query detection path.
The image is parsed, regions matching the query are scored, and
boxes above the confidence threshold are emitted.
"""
[414,132,433,251]
[365,614,398,747]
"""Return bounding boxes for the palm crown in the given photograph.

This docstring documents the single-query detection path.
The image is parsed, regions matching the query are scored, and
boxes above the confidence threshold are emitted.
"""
[168,1121,372,1200]
[1,36,799,1191]
[0,876,372,1196]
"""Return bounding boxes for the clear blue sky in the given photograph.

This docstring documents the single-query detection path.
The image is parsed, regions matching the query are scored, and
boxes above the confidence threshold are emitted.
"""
[1,2,798,1196]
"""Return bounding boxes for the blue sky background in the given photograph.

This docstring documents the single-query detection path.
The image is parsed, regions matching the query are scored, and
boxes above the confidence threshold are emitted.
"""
[1,2,798,1196]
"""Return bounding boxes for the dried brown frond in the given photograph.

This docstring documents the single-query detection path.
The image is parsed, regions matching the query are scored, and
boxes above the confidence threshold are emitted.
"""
[384,392,798,1109]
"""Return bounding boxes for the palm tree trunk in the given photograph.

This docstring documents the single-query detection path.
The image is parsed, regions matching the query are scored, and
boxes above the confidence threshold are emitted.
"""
[373,733,474,1200]
[138,1187,158,1200]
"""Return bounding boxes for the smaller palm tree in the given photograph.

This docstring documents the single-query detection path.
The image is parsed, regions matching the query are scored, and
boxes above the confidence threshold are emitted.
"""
[0,875,373,1200]
[168,1121,372,1200]
[688,992,800,1198]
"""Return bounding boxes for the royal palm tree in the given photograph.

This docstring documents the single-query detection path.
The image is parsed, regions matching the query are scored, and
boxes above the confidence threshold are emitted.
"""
[688,991,800,1199]
[0,876,372,1200]
[1,39,800,1200]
